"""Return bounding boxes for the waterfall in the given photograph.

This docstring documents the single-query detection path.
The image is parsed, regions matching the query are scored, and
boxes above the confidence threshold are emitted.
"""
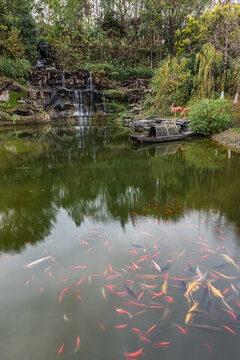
[73,90,88,117]
[88,71,94,91]
[72,71,106,118]
[61,71,66,88]
[102,93,107,114]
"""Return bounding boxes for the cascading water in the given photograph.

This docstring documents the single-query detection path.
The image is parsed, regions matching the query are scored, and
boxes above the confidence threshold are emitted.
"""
[72,71,107,119]
[61,71,66,88]
[73,90,88,117]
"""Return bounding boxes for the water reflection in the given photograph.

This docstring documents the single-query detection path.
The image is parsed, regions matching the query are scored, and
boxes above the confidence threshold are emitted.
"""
[0,126,239,253]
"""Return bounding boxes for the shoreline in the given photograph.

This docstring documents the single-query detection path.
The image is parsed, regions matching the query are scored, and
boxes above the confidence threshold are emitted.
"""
[212,129,240,152]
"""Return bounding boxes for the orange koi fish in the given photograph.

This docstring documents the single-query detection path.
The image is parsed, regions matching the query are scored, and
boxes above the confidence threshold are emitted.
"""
[155,342,171,347]
[74,336,80,353]
[184,281,202,303]
[185,301,199,324]
[220,325,237,335]
[75,276,85,287]
[116,307,133,319]
[174,323,189,335]
[124,347,144,359]
[58,344,64,355]
[145,323,157,335]
[59,287,71,303]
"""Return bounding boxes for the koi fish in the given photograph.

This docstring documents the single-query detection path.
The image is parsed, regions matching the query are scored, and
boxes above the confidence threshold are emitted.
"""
[188,324,222,332]
[173,323,189,335]
[195,265,207,282]
[219,325,237,335]
[151,259,161,272]
[184,281,202,303]
[125,286,137,299]
[99,322,105,331]
[74,336,80,353]
[137,291,144,302]
[221,254,240,271]
[185,301,199,324]
[223,309,237,321]
[206,280,232,310]
[137,333,151,343]
[58,344,64,355]
[212,270,236,280]
[116,307,133,319]
[59,287,71,303]
[145,323,157,335]
[162,276,168,293]
[124,347,144,359]
[161,264,171,272]
[25,256,52,268]
[155,342,171,347]
[75,276,85,287]
[114,324,128,329]
[63,313,70,322]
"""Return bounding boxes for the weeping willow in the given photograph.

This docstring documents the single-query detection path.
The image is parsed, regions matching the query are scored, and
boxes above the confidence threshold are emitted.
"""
[149,56,192,114]
[193,43,223,99]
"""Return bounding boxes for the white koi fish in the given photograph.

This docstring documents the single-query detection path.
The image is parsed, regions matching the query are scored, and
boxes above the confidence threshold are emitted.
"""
[25,256,52,268]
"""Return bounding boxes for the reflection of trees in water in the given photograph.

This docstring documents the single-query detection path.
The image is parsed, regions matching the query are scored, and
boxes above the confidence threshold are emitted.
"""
[0,129,239,253]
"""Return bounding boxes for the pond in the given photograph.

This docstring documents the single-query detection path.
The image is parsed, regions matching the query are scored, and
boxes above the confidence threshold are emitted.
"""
[0,124,239,360]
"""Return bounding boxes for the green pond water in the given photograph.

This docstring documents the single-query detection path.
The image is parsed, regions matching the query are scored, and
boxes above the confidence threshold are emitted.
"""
[0,124,240,360]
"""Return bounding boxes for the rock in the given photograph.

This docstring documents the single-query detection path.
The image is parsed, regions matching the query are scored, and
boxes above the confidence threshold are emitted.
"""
[0,89,9,102]
[9,104,39,116]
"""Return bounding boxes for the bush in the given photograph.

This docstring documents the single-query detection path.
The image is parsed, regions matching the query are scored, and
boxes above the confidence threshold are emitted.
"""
[0,57,30,82]
[189,99,232,135]
[83,63,153,81]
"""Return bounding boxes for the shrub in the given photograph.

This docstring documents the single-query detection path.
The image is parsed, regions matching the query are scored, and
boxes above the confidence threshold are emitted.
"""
[189,99,232,135]
[0,57,30,82]
[83,63,153,81]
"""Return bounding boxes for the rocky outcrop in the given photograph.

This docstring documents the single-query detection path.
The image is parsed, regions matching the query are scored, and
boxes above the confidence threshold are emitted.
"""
[30,68,90,89]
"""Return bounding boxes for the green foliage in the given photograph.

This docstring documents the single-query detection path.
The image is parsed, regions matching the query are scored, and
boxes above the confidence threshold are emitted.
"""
[0,57,30,81]
[150,56,193,114]
[6,28,26,59]
[175,15,202,56]
[83,63,153,81]
[0,0,38,62]
[193,43,223,99]
[189,99,232,135]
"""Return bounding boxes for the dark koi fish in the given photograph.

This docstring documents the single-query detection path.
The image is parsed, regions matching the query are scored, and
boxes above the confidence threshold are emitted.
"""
[125,286,138,299]
[187,324,222,333]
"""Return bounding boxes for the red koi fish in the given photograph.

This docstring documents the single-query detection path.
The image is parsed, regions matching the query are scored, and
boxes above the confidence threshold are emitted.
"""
[220,325,237,334]
[75,276,85,287]
[74,336,80,353]
[116,307,133,319]
[114,324,128,329]
[145,323,157,335]
[59,287,71,302]
[174,323,189,335]
[58,344,64,355]
[132,328,143,334]
[137,333,151,343]
[99,322,105,331]
[124,348,144,359]
[223,309,237,321]
[155,342,171,347]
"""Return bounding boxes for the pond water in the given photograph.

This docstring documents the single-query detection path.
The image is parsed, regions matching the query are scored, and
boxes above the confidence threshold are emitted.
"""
[0,124,239,360]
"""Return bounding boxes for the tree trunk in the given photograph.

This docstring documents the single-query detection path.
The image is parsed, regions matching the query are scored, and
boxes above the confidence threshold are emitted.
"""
[233,85,239,104]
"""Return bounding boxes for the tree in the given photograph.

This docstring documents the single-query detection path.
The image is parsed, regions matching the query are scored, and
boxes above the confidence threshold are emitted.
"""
[201,3,240,98]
